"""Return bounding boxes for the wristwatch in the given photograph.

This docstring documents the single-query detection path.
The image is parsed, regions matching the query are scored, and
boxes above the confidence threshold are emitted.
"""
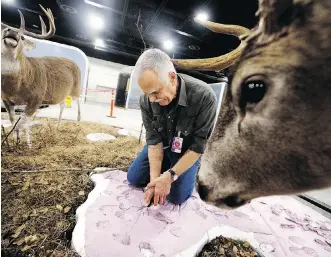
[167,169,178,182]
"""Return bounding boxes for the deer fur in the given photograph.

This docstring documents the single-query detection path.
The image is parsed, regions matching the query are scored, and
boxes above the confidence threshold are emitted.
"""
[1,6,81,146]
[1,54,81,119]
[190,0,331,208]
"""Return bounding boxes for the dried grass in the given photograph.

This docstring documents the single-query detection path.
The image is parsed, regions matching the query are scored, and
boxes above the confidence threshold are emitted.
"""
[2,116,142,171]
[1,115,143,256]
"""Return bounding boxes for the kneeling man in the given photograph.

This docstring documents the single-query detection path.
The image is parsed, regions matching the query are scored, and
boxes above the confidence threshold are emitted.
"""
[127,48,217,206]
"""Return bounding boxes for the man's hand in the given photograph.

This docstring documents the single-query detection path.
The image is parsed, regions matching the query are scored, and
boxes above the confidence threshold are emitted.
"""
[144,187,155,206]
[146,172,172,206]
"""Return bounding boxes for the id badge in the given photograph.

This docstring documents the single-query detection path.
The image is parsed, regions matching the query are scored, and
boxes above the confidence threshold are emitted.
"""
[171,131,183,153]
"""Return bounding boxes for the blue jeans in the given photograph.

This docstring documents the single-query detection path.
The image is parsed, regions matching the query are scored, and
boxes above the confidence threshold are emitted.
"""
[127,145,200,205]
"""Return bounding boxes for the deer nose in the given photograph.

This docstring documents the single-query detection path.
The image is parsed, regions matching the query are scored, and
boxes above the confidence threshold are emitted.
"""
[197,181,209,201]
[223,195,246,208]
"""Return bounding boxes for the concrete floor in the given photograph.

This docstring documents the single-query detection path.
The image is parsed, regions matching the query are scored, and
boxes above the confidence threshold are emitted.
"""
[305,188,331,207]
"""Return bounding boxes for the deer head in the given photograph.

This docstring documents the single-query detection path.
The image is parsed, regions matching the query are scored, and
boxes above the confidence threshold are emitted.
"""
[173,0,331,208]
[1,5,55,73]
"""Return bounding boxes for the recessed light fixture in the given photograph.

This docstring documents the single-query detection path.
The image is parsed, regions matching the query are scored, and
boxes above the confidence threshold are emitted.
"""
[163,40,173,50]
[195,12,209,22]
[95,38,105,48]
[2,0,15,4]
[189,45,200,50]
[88,14,104,30]
[84,0,110,9]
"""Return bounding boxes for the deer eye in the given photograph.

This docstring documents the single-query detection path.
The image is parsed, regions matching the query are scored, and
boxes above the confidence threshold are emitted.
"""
[239,77,267,109]
[21,35,25,40]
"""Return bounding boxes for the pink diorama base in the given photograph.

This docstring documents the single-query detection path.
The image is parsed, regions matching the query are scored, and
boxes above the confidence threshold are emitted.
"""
[72,170,331,257]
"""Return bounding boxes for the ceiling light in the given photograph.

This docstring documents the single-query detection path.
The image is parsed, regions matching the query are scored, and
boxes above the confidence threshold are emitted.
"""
[189,45,200,51]
[163,40,173,50]
[88,14,104,30]
[95,38,105,48]
[195,12,209,22]
[2,0,15,4]
[84,0,110,10]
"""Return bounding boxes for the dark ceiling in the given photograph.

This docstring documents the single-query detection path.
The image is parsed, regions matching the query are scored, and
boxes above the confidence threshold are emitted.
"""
[1,0,258,78]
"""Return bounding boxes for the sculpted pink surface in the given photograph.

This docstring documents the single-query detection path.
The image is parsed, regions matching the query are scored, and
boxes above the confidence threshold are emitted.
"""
[72,171,331,257]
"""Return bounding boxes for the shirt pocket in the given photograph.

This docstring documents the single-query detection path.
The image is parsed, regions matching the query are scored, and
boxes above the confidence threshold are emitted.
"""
[177,108,198,136]
[181,129,193,137]
[152,115,165,133]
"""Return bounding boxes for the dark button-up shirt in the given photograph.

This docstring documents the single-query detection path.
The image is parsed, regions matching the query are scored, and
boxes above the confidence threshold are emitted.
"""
[140,73,217,154]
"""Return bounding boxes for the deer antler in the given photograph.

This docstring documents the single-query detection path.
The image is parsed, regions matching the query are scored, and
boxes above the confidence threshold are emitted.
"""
[18,10,25,35]
[39,14,47,35]
[171,18,250,71]
[22,5,55,39]
[1,5,55,39]
[172,0,298,72]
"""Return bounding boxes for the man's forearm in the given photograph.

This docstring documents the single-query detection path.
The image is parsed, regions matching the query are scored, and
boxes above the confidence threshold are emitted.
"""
[148,143,164,181]
[171,150,201,177]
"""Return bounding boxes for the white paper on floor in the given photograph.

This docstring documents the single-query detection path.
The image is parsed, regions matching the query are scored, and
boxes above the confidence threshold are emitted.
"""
[86,133,116,142]
[1,119,12,128]
[117,129,130,136]
[72,170,331,257]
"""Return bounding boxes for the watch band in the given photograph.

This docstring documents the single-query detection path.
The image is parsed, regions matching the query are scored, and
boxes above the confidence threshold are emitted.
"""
[168,169,178,181]
[168,169,176,176]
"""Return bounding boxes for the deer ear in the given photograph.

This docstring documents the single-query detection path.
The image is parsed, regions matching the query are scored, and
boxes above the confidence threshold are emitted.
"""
[2,23,7,31]
[22,38,36,51]
[257,0,295,35]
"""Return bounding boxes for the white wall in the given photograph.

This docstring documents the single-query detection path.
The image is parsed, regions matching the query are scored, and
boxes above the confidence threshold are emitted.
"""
[86,57,128,104]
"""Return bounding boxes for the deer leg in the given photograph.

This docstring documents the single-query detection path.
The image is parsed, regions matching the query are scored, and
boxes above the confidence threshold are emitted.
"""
[14,112,28,144]
[24,122,32,148]
[57,103,65,129]
[76,98,81,122]
[2,100,18,140]
[16,102,40,147]
[16,128,20,145]
[2,100,16,125]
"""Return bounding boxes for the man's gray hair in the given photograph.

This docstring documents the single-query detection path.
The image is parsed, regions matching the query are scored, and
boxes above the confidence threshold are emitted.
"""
[133,48,176,84]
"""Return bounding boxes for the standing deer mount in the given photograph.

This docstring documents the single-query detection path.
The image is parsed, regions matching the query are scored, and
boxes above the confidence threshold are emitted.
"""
[1,5,82,147]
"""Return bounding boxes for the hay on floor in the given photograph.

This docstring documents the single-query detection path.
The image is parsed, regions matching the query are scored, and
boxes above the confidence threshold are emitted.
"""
[1,115,143,257]
[1,115,142,171]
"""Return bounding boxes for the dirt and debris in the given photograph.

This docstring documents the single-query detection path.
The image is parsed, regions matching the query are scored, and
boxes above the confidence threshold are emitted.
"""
[198,235,261,257]
[1,115,143,257]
